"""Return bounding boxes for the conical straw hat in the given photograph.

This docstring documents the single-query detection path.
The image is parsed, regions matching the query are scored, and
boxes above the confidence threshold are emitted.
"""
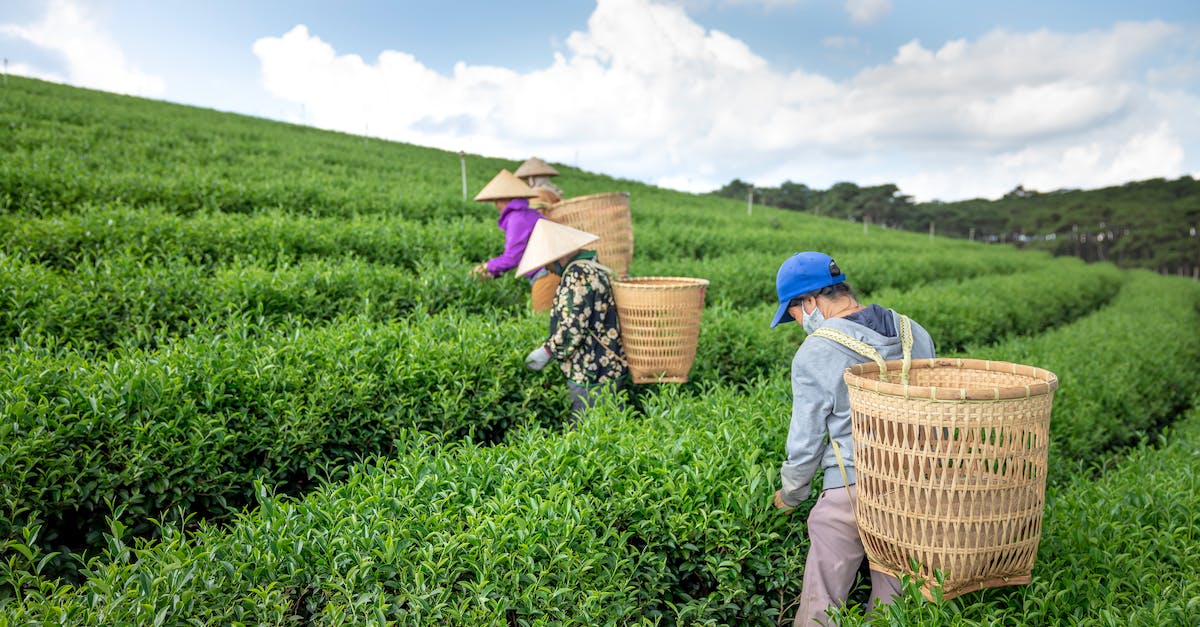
[475,169,538,201]
[516,220,599,277]
[514,157,559,178]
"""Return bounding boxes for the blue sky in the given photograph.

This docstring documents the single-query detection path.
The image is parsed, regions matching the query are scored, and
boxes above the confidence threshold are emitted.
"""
[2,0,1198,201]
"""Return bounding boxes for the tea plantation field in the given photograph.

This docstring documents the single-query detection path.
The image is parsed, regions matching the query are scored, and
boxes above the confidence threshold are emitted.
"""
[2,76,1198,625]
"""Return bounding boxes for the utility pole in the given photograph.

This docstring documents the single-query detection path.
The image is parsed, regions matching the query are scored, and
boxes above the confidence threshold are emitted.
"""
[458,151,467,200]
[929,221,934,240]
[747,188,753,216]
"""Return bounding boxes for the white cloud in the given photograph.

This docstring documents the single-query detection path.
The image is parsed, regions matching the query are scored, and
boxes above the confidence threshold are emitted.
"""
[898,122,1186,201]
[0,0,164,97]
[251,0,1192,201]
[845,0,891,25]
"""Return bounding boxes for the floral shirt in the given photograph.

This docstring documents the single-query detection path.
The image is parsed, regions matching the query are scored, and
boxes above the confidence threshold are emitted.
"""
[545,255,628,385]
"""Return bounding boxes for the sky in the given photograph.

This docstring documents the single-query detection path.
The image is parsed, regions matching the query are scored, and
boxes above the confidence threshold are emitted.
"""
[2,0,1198,202]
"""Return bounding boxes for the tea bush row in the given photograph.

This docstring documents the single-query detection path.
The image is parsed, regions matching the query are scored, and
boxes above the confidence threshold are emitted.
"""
[0,312,562,577]
[968,272,1200,476]
[688,260,1125,385]
[0,251,527,353]
[639,246,1057,309]
[0,205,499,272]
[1,384,798,625]
[876,257,1125,353]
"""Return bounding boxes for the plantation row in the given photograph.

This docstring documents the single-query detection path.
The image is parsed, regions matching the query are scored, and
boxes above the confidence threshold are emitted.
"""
[0,233,1099,356]
[0,260,1155,591]
[0,207,499,272]
[0,200,1033,280]
[636,244,1050,309]
[0,252,528,353]
[4,274,1197,624]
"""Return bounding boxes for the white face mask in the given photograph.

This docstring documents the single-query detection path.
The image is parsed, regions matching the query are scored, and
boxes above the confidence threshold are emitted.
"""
[801,301,826,334]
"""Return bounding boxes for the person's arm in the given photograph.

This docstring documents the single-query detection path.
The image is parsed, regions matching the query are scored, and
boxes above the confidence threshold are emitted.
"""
[545,267,589,359]
[486,213,539,276]
[778,347,837,507]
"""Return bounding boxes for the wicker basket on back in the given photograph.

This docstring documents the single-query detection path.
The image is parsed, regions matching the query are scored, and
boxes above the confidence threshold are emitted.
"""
[612,276,707,383]
[843,357,1058,600]
[545,192,633,278]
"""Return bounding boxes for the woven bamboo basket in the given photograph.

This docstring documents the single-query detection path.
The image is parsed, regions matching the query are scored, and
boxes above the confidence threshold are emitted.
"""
[545,192,633,277]
[612,277,707,383]
[530,271,560,313]
[529,188,561,214]
[843,358,1058,601]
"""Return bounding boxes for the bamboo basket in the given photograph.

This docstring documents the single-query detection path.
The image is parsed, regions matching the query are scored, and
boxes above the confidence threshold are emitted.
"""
[843,358,1058,601]
[612,277,707,383]
[529,188,561,214]
[530,271,560,313]
[545,192,633,277]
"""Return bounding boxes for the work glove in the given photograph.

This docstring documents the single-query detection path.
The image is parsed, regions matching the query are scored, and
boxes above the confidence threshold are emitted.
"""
[525,346,552,371]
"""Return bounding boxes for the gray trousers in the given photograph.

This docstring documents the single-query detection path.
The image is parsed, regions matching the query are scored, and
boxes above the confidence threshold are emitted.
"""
[794,486,901,626]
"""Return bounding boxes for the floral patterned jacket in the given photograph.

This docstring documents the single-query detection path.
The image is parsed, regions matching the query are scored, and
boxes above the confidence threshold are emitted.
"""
[544,254,628,385]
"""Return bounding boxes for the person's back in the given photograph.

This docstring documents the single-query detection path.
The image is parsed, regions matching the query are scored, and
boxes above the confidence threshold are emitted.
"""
[546,254,627,387]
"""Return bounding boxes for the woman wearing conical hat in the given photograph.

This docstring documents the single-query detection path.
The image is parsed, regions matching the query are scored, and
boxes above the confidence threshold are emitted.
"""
[471,169,545,282]
[519,220,628,423]
[515,156,563,210]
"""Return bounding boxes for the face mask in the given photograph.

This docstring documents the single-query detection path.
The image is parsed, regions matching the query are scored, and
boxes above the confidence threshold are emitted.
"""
[801,301,826,334]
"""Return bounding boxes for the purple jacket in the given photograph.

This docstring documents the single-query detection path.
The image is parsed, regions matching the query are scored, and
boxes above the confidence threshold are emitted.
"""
[486,198,544,278]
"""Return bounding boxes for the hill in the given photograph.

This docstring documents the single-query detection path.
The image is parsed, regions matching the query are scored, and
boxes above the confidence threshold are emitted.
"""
[2,76,1199,625]
[712,177,1200,276]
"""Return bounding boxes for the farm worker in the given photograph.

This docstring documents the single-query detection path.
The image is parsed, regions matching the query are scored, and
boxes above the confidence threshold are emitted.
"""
[472,169,542,280]
[514,156,563,210]
[518,220,628,422]
[768,252,936,626]
[471,169,561,311]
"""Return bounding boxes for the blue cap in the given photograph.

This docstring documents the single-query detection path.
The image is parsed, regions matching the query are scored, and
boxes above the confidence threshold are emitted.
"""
[770,252,846,328]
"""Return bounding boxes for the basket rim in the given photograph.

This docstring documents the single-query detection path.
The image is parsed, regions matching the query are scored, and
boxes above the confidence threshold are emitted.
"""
[614,276,709,290]
[551,191,630,207]
[844,357,1058,401]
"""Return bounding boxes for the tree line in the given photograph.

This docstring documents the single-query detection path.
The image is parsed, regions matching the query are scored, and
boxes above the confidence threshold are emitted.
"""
[711,176,1200,276]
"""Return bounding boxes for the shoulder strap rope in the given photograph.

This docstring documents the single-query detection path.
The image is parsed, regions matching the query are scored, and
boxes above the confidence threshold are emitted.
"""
[829,439,858,524]
[809,314,914,385]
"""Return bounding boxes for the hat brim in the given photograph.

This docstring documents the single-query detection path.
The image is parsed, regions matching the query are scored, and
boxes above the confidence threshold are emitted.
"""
[515,220,599,277]
[770,300,795,328]
[475,169,539,201]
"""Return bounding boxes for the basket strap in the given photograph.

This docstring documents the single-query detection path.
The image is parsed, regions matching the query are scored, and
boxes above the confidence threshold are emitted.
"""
[810,314,915,385]
[811,327,890,383]
[589,330,628,366]
[829,439,859,525]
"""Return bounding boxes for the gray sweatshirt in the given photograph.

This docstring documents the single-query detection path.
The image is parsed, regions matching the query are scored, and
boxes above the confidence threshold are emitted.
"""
[779,308,936,506]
